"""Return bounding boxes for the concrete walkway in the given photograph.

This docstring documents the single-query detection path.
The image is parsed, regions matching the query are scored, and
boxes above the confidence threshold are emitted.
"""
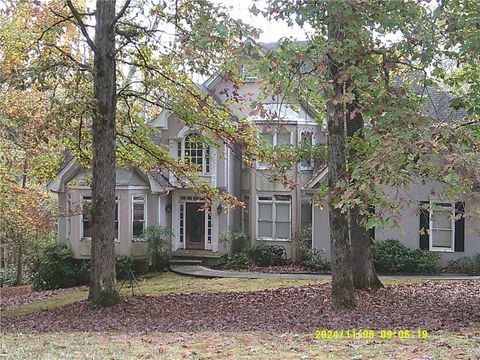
[170,264,480,281]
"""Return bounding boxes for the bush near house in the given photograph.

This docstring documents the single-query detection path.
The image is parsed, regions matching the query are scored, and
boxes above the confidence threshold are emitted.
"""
[245,244,287,267]
[445,253,480,275]
[294,226,330,272]
[302,248,330,271]
[372,240,440,274]
[141,225,172,272]
[224,252,250,269]
[223,244,286,268]
[29,243,89,291]
[221,230,249,256]
[28,241,146,291]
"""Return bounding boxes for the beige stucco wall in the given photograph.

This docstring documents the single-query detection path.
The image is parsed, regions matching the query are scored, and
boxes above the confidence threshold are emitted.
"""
[312,180,480,262]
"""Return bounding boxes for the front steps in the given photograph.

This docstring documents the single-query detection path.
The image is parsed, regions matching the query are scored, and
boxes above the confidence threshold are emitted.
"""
[168,249,227,267]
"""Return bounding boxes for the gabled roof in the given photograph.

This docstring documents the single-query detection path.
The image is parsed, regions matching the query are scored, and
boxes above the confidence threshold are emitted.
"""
[303,165,328,191]
[48,161,172,194]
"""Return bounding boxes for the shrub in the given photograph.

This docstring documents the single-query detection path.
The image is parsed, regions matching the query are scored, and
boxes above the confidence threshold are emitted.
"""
[115,256,135,279]
[222,230,249,256]
[29,243,88,290]
[293,226,313,263]
[372,239,439,273]
[447,253,480,275]
[412,249,440,273]
[303,248,330,272]
[245,244,286,267]
[224,252,250,269]
[141,225,172,271]
[0,265,17,287]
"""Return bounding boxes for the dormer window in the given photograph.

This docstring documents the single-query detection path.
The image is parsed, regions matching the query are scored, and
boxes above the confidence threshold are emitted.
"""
[178,132,210,175]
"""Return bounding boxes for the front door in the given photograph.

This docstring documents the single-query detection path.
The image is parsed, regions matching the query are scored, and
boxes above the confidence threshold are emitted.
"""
[185,202,205,250]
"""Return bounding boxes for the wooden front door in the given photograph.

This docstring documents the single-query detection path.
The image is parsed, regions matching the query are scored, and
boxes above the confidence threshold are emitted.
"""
[185,202,205,250]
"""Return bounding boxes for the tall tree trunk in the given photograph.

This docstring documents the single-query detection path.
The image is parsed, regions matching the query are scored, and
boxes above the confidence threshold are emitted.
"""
[346,98,383,290]
[326,6,355,311]
[15,238,23,286]
[15,165,28,285]
[88,0,119,306]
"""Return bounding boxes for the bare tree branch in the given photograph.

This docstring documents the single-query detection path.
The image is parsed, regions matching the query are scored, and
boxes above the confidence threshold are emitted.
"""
[112,0,132,25]
[66,0,96,52]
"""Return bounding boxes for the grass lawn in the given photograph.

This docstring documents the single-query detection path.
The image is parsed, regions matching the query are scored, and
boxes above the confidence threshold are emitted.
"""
[2,331,479,359]
[1,273,479,359]
[1,272,320,318]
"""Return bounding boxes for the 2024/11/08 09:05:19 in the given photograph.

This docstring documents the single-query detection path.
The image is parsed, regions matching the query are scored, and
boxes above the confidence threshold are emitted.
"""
[314,329,429,340]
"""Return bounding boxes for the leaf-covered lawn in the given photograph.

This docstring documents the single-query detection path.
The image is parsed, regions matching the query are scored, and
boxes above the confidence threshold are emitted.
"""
[1,272,319,317]
[1,274,479,359]
[1,279,479,333]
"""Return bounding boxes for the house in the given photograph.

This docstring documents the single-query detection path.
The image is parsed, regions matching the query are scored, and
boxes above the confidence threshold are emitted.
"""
[49,51,480,264]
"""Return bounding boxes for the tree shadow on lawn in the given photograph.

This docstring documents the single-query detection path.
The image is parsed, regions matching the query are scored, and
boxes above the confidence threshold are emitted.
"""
[1,281,479,335]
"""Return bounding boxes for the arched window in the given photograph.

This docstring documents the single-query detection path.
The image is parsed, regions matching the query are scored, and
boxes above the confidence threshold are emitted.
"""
[178,132,210,174]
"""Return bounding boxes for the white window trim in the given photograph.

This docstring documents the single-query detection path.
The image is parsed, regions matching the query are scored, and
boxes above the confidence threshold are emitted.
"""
[242,195,250,236]
[131,195,147,241]
[80,195,120,242]
[178,132,211,175]
[429,201,455,252]
[256,195,292,241]
[80,195,92,241]
[114,197,120,243]
[256,132,293,170]
[66,193,72,240]
[299,131,315,171]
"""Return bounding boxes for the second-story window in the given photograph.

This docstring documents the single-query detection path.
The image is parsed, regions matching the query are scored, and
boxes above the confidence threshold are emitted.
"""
[257,132,291,169]
[300,132,314,170]
[179,133,210,174]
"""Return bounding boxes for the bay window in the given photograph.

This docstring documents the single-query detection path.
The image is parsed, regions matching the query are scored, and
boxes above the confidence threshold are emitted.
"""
[132,195,146,239]
[81,196,92,239]
[82,196,119,241]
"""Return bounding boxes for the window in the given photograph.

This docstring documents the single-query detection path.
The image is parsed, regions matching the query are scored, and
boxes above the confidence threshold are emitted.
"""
[132,195,146,239]
[114,200,119,241]
[430,202,455,252]
[301,198,312,230]
[81,196,92,239]
[257,195,291,240]
[257,132,291,169]
[82,196,119,240]
[179,203,184,243]
[241,63,258,81]
[300,132,314,170]
[178,133,210,174]
[242,195,250,236]
[207,207,212,244]
[66,193,72,240]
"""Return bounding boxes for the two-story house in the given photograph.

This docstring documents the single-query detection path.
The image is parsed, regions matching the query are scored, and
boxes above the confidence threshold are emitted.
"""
[49,56,479,264]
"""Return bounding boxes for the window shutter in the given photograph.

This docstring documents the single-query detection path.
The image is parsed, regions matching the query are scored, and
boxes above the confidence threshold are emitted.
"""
[454,202,465,252]
[419,201,429,250]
